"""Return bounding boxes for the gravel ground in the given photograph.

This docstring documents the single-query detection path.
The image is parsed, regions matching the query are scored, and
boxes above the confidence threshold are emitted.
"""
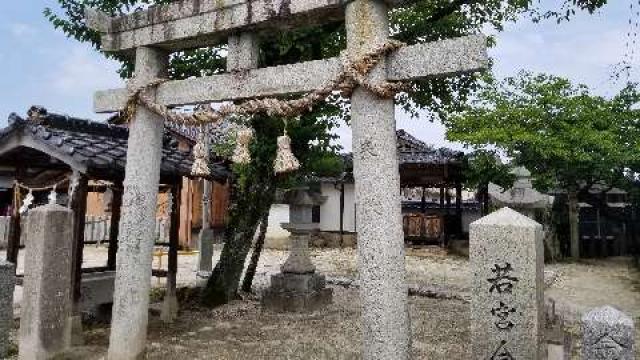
[18,287,471,360]
[2,246,638,359]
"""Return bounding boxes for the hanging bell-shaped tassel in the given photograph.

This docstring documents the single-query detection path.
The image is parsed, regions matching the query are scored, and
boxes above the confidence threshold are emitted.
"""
[48,185,58,205]
[274,131,300,174]
[232,128,253,165]
[191,131,211,177]
[19,189,34,214]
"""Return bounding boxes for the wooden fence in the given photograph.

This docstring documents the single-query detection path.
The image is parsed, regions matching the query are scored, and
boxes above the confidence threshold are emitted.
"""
[0,215,170,249]
[84,215,171,245]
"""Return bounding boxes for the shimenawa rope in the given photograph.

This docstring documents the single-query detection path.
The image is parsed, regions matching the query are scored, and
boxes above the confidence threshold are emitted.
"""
[124,40,408,177]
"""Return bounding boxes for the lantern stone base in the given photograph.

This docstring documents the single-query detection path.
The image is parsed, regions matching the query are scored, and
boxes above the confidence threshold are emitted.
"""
[262,273,333,313]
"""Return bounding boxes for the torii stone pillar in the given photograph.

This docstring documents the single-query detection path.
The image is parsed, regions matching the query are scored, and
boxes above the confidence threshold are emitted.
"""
[108,47,168,360]
[346,0,410,358]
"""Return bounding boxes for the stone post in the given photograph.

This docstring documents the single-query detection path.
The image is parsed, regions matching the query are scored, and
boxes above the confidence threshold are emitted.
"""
[0,260,15,358]
[19,205,74,360]
[345,0,410,358]
[108,46,168,360]
[197,180,214,279]
[470,207,544,360]
[227,32,260,71]
[582,306,635,360]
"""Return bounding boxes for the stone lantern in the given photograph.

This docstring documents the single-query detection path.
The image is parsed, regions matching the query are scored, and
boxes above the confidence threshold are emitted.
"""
[261,188,333,312]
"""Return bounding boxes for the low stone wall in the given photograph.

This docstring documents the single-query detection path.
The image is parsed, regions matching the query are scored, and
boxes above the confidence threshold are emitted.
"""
[310,232,357,249]
[264,236,291,250]
[264,232,357,250]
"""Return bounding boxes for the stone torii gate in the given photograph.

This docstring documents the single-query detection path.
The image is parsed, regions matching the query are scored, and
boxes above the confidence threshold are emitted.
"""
[86,1,487,359]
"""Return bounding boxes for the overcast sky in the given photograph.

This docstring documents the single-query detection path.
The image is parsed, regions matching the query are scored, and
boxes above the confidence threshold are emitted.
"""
[1,1,638,152]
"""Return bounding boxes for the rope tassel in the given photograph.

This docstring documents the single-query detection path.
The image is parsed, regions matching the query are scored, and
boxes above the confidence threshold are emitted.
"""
[191,131,211,177]
[232,128,253,165]
[274,132,300,174]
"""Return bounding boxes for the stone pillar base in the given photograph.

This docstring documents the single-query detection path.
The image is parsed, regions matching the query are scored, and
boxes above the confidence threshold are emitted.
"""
[160,294,178,323]
[262,273,333,312]
[70,315,84,346]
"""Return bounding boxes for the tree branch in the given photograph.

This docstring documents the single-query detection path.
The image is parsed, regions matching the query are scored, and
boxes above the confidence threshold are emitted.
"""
[425,0,480,24]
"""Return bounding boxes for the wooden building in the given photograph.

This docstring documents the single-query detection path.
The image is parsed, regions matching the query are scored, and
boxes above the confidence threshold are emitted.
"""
[311,129,472,247]
[0,106,230,315]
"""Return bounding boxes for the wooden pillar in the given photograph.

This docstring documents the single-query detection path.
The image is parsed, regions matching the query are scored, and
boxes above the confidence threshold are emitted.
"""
[69,174,88,345]
[421,187,426,214]
[339,182,345,242]
[161,180,181,323]
[439,186,446,247]
[455,182,462,237]
[70,175,88,311]
[6,183,21,266]
[445,188,452,247]
[107,181,123,270]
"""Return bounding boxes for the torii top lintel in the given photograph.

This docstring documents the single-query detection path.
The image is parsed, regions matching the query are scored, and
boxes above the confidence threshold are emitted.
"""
[86,0,412,53]
[87,0,489,113]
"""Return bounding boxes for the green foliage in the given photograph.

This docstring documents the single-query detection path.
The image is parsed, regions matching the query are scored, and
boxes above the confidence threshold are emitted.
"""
[444,72,640,193]
[464,149,515,191]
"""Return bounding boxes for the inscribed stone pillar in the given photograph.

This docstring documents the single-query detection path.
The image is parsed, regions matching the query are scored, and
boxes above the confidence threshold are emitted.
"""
[345,1,410,358]
[197,180,214,278]
[108,46,168,360]
[470,207,544,360]
[0,260,15,358]
[582,306,635,360]
[19,205,74,360]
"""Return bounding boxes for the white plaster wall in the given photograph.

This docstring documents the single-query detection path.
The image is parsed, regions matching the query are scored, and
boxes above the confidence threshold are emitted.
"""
[266,204,289,238]
[319,182,356,233]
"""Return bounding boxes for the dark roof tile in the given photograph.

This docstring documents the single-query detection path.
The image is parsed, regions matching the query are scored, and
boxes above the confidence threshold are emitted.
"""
[3,106,230,181]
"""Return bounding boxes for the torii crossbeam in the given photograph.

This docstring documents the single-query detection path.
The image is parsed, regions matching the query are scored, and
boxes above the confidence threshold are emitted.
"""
[87,0,488,359]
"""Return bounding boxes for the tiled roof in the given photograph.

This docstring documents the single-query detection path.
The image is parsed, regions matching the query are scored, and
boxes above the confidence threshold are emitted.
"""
[396,129,463,164]
[2,106,229,181]
[316,130,464,183]
[396,129,432,152]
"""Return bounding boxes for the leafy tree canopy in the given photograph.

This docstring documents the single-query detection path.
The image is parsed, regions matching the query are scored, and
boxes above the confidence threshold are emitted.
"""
[443,72,640,194]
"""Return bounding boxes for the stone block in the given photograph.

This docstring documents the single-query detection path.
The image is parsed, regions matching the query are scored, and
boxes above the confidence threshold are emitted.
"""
[197,228,215,275]
[0,260,15,358]
[262,272,332,312]
[280,229,316,274]
[582,306,635,360]
[470,207,544,360]
[93,35,488,113]
[262,287,333,313]
[269,273,325,293]
[19,204,74,360]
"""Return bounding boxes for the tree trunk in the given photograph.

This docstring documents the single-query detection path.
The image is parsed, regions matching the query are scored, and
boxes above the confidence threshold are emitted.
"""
[481,183,490,216]
[201,176,275,307]
[241,210,270,293]
[568,190,580,259]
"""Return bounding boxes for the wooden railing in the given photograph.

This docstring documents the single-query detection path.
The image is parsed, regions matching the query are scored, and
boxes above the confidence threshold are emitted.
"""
[84,215,171,245]
[0,215,171,249]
